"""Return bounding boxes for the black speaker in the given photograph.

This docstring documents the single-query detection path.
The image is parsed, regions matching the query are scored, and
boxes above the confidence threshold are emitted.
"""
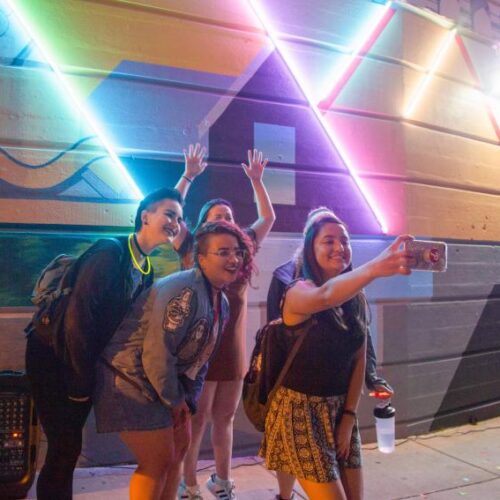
[0,371,39,499]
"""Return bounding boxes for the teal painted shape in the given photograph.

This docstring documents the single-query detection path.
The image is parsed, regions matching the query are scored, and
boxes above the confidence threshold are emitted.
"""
[254,122,296,164]
[59,179,102,198]
[0,232,180,307]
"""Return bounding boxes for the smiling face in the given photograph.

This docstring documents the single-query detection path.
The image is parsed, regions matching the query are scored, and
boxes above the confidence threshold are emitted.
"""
[197,233,243,289]
[141,198,183,246]
[206,204,235,224]
[313,222,352,280]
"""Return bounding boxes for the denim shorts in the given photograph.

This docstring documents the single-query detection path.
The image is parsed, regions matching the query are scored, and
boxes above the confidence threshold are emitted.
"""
[93,361,173,433]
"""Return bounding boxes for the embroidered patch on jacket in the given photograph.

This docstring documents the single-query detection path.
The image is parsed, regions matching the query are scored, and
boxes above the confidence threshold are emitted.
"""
[163,288,193,333]
[176,318,210,366]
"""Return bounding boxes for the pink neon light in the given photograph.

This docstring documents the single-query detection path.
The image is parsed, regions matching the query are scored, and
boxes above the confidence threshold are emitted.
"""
[403,28,456,119]
[318,6,396,110]
[247,0,389,233]
[455,35,500,142]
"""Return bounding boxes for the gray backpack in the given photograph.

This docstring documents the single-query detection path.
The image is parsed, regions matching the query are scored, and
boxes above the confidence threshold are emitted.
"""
[25,239,121,357]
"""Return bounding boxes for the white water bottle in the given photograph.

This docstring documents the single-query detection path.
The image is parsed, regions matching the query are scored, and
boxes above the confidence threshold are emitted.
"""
[373,401,396,453]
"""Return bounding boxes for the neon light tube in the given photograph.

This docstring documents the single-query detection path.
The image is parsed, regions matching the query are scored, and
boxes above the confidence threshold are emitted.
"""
[403,28,456,119]
[454,34,500,141]
[248,0,389,233]
[318,2,395,110]
[6,0,143,199]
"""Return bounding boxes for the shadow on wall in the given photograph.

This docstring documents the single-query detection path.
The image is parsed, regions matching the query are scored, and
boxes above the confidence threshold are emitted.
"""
[430,283,500,431]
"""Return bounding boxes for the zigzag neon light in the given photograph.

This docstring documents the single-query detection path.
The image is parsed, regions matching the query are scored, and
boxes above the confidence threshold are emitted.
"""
[318,2,395,109]
[403,28,456,118]
[248,0,388,233]
[6,0,143,199]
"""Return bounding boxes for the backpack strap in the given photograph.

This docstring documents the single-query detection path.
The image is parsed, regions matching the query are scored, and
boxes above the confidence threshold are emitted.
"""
[62,238,127,296]
[264,316,314,415]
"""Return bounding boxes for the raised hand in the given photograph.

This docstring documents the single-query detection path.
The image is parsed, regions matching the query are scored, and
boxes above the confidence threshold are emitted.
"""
[371,235,415,278]
[183,143,207,180]
[241,149,268,182]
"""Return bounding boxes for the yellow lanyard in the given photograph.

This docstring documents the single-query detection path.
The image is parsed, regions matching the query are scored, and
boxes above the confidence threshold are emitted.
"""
[128,234,152,275]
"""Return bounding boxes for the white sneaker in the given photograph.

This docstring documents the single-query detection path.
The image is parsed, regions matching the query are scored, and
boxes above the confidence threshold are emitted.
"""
[178,479,204,500]
[206,473,236,499]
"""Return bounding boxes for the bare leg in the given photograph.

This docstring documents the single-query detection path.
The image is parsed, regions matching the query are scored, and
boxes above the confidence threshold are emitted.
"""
[277,471,296,499]
[339,468,363,500]
[297,477,347,500]
[120,428,175,500]
[210,379,243,480]
[161,420,192,500]
[183,381,217,487]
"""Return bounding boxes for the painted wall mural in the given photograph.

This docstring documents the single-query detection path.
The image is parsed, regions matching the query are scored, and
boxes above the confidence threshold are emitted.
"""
[1,0,498,237]
[0,0,500,442]
[0,1,142,227]
[410,0,500,41]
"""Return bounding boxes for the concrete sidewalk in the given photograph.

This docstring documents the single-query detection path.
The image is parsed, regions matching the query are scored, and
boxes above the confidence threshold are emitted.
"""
[26,416,500,499]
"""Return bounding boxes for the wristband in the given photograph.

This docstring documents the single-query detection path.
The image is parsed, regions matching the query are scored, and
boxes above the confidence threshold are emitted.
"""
[343,408,357,418]
[182,175,193,183]
[68,395,90,402]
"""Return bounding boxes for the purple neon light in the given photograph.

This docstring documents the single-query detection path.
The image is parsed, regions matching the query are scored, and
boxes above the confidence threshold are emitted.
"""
[247,0,389,233]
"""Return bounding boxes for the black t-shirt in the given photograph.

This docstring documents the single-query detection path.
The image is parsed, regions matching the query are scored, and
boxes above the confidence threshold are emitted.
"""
[282,308,366,396]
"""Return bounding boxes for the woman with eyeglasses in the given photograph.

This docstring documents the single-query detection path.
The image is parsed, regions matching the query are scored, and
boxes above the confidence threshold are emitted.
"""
[174,145,276,499]
[93,221,255,500]
[260,214,413,500]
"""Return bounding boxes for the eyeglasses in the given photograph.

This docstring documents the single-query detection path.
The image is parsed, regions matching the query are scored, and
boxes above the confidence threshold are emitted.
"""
[206,249,247,259]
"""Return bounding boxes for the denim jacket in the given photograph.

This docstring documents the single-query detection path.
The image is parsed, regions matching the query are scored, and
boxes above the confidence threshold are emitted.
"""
[100,268,229,413]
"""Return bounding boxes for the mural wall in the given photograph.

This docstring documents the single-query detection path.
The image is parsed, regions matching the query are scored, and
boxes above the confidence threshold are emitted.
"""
[410,0,500,41]
[1,0,499,448]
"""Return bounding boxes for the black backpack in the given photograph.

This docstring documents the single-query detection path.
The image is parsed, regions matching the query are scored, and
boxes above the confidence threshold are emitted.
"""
[25,239,122,358]
[242,317,314,432]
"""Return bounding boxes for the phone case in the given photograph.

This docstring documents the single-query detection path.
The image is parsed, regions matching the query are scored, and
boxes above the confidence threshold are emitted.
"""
[404,240,447,272]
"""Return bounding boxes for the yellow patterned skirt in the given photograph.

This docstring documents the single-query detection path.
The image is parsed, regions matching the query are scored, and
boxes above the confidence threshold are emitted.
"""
[259,387,362,483]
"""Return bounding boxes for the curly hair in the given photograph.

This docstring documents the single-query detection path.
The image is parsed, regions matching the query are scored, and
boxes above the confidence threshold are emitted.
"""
[193,221,255,283]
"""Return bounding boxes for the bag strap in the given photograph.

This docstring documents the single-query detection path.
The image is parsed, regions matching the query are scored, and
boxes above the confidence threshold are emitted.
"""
[264,317,313,413]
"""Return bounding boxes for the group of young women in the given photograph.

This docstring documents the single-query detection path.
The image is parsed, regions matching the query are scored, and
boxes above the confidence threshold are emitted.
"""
[27,143,413,500]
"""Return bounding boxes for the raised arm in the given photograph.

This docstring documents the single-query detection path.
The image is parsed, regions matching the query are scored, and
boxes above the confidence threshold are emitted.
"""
[242,149,276,245]
[175,143,207,199]
[283,235,414,324]
[173,143,207,250]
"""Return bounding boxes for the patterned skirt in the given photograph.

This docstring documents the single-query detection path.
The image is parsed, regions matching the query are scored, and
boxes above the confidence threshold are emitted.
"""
[259,387,362,483]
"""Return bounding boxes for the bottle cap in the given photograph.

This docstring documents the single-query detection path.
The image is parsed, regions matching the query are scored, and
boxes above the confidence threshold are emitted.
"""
[373,402,395,419]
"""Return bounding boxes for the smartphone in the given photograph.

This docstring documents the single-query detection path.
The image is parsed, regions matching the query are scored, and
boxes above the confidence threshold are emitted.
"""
[404,239,447,272]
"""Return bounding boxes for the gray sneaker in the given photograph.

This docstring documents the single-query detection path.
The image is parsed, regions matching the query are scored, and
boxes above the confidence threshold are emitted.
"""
[206,473,236,499]
[178,479,204,500]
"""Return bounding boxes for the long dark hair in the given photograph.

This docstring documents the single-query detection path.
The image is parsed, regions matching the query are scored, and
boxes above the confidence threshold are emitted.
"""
[192,198,233,234]
[302,216,368,336]
[193,220,254,283]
